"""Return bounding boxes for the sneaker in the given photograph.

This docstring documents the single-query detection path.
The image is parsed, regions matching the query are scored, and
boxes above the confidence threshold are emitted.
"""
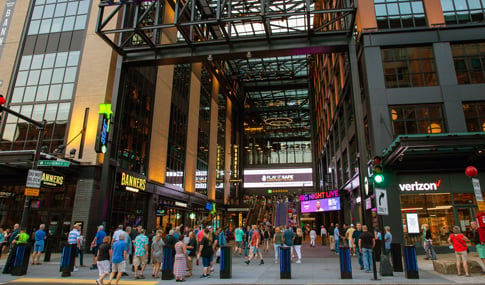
[244,260,250,265]
[296,260,301,264]
[96,279,102,285]
[140,274,145,279]
[260,260,264,265]
[210,268,214,272]
[73,267,79,272]
[122,272,129,276]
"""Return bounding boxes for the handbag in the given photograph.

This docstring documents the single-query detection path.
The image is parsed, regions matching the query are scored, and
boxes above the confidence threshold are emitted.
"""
[453,234,469,253]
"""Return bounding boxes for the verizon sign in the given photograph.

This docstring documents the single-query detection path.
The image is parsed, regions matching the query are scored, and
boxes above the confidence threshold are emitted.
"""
[399,180,441,192]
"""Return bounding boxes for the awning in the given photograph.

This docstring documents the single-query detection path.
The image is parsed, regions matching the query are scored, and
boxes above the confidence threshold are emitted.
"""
[381,132,485,171]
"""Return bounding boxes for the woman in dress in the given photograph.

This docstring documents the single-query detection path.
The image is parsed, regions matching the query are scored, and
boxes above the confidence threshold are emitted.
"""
[151,230,165,278]
[448,226,471,277]
[173,234,187,282]
[185,231,197,277]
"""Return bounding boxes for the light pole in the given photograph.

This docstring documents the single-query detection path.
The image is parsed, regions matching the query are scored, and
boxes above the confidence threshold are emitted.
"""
[0,95,46,229]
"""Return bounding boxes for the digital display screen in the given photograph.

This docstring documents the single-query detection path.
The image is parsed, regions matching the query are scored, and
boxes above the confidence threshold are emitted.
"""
[300,197,340,213]
[243,168,313,188]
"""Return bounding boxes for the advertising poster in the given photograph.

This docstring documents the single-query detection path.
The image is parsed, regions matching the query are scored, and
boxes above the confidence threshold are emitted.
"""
[300,197,340,213]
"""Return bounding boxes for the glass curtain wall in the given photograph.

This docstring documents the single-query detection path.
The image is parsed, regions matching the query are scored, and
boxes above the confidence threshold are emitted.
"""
[196,66,212,196]
[116,66,156,175]
[1,0,91,152]
[166,64,191,189]
[216,94,226,193]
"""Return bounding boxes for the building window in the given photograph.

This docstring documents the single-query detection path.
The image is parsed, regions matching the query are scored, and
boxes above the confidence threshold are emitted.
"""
[463,102,485,132]
[382,46,438,88]
[390,104,445,136]
[374,0,426,29]
[451,43,485,84]
[441,0,485,25]
[196,67,212,196]
[28,0,90,35]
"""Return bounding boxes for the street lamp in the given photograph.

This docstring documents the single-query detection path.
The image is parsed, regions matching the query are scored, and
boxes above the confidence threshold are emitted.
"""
[0,94,46,229]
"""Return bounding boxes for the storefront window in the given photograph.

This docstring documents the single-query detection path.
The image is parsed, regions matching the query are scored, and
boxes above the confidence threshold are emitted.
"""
[453,193,477,205]
[401,194,454,245]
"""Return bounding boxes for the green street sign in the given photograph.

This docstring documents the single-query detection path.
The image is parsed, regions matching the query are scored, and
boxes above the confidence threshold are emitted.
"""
[38,160,70,167]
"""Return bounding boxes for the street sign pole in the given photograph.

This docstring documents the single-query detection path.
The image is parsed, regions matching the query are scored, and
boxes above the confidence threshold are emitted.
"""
[20,121,45,230]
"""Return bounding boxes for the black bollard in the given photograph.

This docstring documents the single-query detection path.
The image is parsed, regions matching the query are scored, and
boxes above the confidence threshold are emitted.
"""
[220,246,232,279]
[44,237,53,262]
[390,243,403,272]
[3,246,17,274]
[402,245,419,279]
[161,247,174,280]
[380,254,394,276]
[279,246,291,279]
[338,246,352,279]
[59,244,76,277]
[10,244,32,276]
[371,250,380,280]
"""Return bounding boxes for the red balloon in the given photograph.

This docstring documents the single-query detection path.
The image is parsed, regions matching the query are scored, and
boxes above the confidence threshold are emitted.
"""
[0,95,5,106]
[465,166,478,177]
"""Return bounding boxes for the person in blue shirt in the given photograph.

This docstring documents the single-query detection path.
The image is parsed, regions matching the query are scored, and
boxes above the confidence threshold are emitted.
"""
[107,233,127,285]
[90,225,106,270]
[31,224,46,265]
[384,226,392,256]
[334,223,340,254]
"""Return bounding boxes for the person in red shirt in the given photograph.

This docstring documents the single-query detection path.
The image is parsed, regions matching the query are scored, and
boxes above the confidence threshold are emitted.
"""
[448,226,471,277]
[244,225,264,265]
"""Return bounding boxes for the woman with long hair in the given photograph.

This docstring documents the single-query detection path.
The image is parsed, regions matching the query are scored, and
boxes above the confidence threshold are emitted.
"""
[197,228,215,279]
[185,231,197,277]
[173,234,187,282]
[294,228,303,263]
[151,230,165,278]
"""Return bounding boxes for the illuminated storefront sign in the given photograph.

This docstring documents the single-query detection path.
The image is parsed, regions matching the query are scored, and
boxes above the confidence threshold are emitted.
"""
[175,201,188,208]
[95,104,112,154]
[41,173,64,187]
[399,180,441,192]
[300,190,338,201]
[243,168,313,188]
[121,172,146,191]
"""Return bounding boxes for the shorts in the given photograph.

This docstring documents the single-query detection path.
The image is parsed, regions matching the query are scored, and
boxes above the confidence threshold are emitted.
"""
[133,255,147,266]
[34,241,45,252]
[236,241,244,248]
[454,250,468,262]
[251,246,260,253]
[476,244,485,259]
[202,256,212,267]
[112,261,126,272]
[97,260,110,275]
[348,240,354,248]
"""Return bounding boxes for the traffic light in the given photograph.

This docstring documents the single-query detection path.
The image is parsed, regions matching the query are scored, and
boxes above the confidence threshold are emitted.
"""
[0,94,5,111]
[373,156,384,184]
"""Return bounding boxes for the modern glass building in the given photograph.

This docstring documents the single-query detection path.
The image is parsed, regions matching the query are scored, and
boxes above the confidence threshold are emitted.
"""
[0,0,483,248]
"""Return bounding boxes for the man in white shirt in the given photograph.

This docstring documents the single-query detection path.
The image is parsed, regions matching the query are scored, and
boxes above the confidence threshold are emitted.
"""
[320,226,327,245]
[112,225,124,243]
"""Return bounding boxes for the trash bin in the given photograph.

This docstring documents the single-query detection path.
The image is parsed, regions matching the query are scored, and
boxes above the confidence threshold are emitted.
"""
[391,243,403,272]
[220,246,231,279]
[44,237,53,262]
[161,247,174,280]
[9,244,32,276]
[60,244,76,277]
[338,246,352,279]
[279,246,291,279]
[402,245,419,279]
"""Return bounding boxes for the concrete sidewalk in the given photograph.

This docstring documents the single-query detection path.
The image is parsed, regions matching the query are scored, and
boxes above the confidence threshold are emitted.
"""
[0,243,483,284]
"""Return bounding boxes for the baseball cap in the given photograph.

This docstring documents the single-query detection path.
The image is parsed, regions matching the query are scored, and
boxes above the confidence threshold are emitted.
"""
[208,226,213,229]
[351,224,354,227]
